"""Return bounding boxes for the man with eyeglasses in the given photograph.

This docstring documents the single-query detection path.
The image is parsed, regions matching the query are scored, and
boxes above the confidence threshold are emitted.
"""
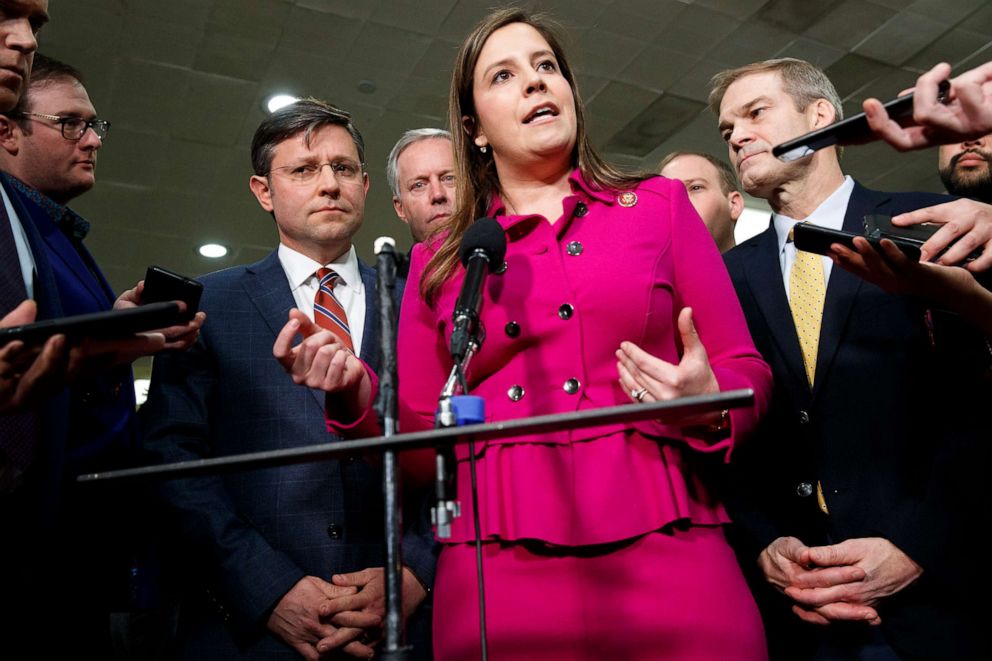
[0,52,204,653]
[141,98,435,660]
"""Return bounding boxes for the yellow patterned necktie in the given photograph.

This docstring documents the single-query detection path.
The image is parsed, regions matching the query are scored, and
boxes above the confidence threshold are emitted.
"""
[789,234,826,387]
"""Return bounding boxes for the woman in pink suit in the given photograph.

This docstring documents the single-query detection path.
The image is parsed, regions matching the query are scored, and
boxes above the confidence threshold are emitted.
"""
[399,9,772,661]
[280,8,773,660]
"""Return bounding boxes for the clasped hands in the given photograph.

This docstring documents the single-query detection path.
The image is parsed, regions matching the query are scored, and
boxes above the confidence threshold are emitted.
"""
[267,568,426,660]
[759,536,922,627]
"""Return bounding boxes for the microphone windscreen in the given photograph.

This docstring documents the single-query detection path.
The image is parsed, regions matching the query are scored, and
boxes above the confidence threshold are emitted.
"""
[374,236,397,254]
[459,217,507,267]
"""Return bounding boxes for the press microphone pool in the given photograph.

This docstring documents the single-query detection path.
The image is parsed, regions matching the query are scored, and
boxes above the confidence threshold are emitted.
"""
[449,218,507,362]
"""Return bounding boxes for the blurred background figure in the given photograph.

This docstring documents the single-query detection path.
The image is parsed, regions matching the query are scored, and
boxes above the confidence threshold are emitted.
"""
[659,150,743,253]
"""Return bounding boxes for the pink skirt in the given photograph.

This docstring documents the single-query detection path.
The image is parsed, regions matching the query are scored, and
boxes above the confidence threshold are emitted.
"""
[433,526,767,661]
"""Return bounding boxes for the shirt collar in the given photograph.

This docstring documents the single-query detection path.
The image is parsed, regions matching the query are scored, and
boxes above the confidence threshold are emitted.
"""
[278,243,362,293]
[2,172,91,240]
[773,175,855,253]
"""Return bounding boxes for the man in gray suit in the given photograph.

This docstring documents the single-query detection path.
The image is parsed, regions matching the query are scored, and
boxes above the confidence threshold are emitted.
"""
[141,99,435,660]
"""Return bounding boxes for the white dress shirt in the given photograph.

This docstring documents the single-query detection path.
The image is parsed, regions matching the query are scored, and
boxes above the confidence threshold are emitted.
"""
[772,175,855,301]
[277,243,366,353]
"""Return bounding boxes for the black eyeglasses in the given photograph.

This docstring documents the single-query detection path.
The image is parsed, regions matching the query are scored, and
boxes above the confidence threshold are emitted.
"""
[16,112,111,140]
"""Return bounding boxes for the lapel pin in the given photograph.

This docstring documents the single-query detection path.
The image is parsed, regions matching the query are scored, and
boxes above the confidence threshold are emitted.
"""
[617,191,638,207]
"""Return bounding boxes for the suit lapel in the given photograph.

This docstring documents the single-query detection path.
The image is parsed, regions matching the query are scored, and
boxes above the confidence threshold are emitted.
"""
[358,260,381,375]
[241,252,327,410]
[813,183,889,396]
[744,227,811,393]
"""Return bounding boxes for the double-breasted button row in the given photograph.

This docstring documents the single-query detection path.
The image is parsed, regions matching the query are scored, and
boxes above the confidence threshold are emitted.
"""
[558,303,574,320]
[574,201,589,217]
[507,385,525,401]
[563,378,580,394]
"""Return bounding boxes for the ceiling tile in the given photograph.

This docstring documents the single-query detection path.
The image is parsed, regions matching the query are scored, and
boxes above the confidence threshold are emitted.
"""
[590,0,686,42]
[371,0,459,35]
[168,72,259,146]
[615,45,697,92]
[110,60,192,133]
[606,94,706,157]
[411,39,460,79]
[124,0,212,26]
[386,75,449,118]
[803,0,897,51]
[120,17,206,69]
[438,0,511,37]
[694,0,770,21]
[571,29,644,78]
[961,2,992,32]
[907,0,988,26]
[586,81,662,127]
[655,5,741,59]
[824,54,898,99]
[194,29,274,81]
[668,59,736,104]
[206,0,291,45]
[574,72,610,101]
[346,23,434,76]
[708,21,799,67]
[296,0,382,20]
[753,0,836,33]
[853,12,949,66]
[279,6,364,57]
[531,0,608,27]
[92,128,171,191]
[775,37,846,70]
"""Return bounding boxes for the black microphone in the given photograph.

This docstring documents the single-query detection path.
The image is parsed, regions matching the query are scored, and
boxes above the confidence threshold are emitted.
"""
[449,218,507,362]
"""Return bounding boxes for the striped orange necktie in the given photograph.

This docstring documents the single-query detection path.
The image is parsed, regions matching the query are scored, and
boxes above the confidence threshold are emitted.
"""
[314,267,354,352]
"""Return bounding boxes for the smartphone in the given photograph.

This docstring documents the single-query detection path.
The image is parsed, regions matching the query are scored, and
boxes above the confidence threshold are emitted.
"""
[865,214,981,263]
[0,302,184,346]
[792,223,859,255]
[142,266,203,321]
[792,222,925,261]
[773,81,950,162]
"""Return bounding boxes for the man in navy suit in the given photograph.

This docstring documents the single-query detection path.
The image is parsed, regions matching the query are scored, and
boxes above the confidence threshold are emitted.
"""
[710,58,984,660]
[141,99,435,660]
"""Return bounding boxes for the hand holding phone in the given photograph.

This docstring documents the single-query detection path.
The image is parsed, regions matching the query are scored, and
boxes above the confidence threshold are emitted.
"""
[142,266,203,321]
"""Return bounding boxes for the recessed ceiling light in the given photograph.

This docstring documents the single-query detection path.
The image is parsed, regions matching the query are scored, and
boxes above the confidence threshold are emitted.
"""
[198,243,228,258]
[265,93,299,113]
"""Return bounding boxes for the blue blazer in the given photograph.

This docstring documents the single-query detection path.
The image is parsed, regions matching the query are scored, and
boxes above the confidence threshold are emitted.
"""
[723,182,986,659]
[141,250,436,658]
[1,175,142,649]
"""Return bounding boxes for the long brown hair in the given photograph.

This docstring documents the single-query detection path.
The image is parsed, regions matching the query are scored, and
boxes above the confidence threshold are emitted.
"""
[421,8,648,303]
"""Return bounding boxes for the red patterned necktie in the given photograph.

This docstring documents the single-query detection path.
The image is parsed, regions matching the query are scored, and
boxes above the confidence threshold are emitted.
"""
[313,267,354,352]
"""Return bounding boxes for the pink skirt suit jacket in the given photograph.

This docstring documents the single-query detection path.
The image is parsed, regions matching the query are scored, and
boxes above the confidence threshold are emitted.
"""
[396,170,773,660]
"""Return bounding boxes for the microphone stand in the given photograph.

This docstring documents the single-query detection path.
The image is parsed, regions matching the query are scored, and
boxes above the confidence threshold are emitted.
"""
[373,238,409,661]
[433,334,490,661]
